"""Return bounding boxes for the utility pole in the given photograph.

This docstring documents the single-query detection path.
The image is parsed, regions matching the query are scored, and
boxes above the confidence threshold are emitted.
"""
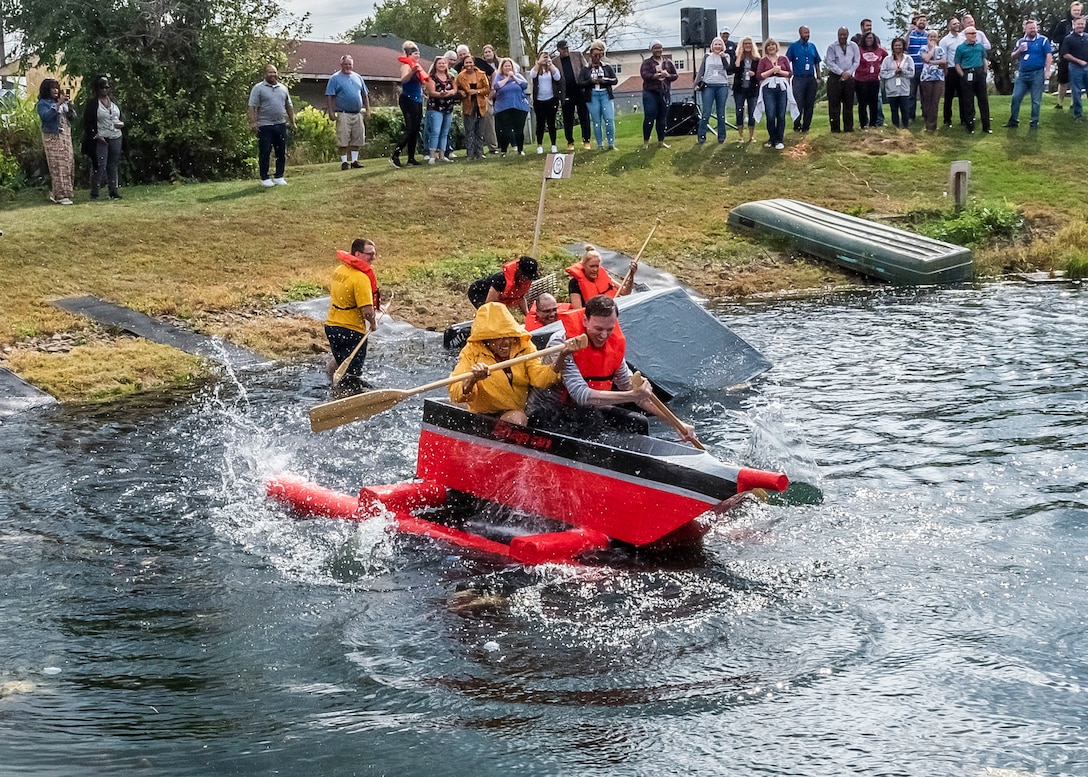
[761,0,769,43]
[505,0,527,66]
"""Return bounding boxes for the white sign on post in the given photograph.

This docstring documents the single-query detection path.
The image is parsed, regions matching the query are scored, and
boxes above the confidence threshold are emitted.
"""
[532,155,573,257]
[545,153,573,180]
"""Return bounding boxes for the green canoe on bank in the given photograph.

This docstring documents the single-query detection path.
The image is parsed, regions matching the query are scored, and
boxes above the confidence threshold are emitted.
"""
[728,199,974,286]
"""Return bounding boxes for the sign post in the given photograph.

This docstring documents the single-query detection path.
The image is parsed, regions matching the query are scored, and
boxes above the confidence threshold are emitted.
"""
[531,153,573,259]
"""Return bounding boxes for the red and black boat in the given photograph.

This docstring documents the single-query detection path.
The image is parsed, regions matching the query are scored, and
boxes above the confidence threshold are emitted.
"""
[268,400,788,566]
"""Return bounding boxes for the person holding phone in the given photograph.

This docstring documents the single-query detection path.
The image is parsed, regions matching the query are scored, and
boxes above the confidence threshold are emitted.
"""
[36,78,75,205]
[81,76,124,199]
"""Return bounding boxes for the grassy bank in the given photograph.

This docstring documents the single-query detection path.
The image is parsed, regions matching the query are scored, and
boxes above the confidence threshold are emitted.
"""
[2,98,1086,401]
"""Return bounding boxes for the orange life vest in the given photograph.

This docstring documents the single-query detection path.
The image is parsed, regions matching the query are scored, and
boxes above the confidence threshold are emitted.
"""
[560,309,626,391]
[565,262,617,303]
[498,259,532,306]
[336,249,381,308]
[525,301,572,331]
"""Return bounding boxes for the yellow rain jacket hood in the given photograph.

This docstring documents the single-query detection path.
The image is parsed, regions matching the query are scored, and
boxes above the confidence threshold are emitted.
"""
[449,303,559,414]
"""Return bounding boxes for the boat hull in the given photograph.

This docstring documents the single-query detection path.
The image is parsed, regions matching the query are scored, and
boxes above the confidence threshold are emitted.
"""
[416,400,785,547]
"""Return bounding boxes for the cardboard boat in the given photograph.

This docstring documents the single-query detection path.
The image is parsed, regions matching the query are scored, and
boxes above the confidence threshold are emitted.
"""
[268,400,788,565]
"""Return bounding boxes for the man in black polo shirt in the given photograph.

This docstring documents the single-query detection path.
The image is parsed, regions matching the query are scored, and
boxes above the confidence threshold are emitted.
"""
[1061,15,1088,119]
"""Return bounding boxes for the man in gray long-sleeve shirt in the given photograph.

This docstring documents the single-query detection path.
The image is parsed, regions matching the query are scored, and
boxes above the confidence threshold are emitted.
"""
[826,27,860,132]
[528,295,695,441]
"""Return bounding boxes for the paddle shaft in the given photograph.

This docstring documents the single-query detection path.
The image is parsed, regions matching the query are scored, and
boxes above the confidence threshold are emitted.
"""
[411,336,583,397]
[620,219,660,292]
[631,371,705,450]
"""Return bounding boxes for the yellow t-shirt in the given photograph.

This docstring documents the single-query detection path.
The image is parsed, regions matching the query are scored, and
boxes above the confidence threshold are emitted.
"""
[325,264,373,333]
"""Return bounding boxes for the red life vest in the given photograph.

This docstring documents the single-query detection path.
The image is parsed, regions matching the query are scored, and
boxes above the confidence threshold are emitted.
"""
[565,262,616,303]
[560,309,626,391]
[525,301,571,331]
[336,249,381,308]
[498,259,532,306]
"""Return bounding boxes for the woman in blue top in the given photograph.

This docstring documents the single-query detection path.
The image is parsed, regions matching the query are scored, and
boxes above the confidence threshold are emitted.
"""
[36,78,75,205]
[391,41,426,167]
[491,58,531,155]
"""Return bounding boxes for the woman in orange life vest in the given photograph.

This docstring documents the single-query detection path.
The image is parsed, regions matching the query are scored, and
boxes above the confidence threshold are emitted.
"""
[325,238,380,383]
[565,245,638,309]
[466,255,539,316]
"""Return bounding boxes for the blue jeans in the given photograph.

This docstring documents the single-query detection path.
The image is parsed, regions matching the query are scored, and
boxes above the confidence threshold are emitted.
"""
[424,109,453,155]
[642,90,669,142]
[257,122,287,180]
[1071,63,1088,118]
[699,83,729,141]
[588,89,614,147]
[762,85,787,145]
[734,85,758,128]
[888,95,910,127]
[1010,68,1046,125]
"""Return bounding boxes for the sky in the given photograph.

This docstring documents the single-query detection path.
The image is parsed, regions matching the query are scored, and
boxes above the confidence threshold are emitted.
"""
[281,0,900,55]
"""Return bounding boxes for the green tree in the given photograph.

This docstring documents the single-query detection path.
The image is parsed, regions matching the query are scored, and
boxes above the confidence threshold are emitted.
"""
[884,0,1067,93]
[344,0,448,48]
[4,0,309,182]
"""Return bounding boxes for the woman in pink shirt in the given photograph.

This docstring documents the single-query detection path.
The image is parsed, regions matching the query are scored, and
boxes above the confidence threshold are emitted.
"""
[757,38,792,149]
[854,32,888,128]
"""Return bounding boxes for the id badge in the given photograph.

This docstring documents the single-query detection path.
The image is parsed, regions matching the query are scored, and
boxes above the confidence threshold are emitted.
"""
[805,62,811,71]
[966,72,974,82]
[895,77,902,87]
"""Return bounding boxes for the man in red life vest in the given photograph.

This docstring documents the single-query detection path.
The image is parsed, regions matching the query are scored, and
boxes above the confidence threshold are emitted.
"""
[528,294,696,441]
[466,255,539,315]
[524,292,570,330]
[325,238,380,383]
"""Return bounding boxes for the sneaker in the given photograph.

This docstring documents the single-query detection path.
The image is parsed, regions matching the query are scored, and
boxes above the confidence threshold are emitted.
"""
[442,156,454,162]
[763,142,773,147]
[550,145,558,153]
[697,136,706,144]
[109,192,122,199]
[273,177,287,185]
[58,197,74,205]
[774,143,785,150]
[341,161,350,170]
[447,152,458,159]
[48,193,56,203]
[1004,120,1019,127]
[607,144,616,151]
[642,142,649,150]
[1029,122,1038,129]
[350,161,362,169]
[407,159,421,166]
[390,154,402,168]
[427,156,436,164]
[567,142,575,151]
[261,179,275,187]
[1056,103,1064,110]
[583,141,592,150]
[537,146,544,154]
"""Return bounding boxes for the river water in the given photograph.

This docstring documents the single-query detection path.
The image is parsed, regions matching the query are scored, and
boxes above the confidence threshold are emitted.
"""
[2,283,1086,776]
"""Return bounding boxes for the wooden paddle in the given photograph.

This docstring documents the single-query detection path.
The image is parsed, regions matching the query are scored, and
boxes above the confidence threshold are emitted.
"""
[630,371,705,450]
[310,334,588,433]
[331,298,393,387]
[619,218,660,293]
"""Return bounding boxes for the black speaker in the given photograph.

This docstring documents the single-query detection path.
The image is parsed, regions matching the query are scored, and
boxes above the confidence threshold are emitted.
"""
[680,7,702,46]
[701,9,717,46]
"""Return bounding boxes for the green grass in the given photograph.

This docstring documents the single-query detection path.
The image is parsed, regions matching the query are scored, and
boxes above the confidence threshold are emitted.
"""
[2,96,1086,399]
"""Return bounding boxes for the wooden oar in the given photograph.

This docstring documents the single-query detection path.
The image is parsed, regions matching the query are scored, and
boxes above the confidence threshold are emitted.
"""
[310,334,588,433]
[630,371,705,450]
[331,298,393,387]
[619,218,660,293]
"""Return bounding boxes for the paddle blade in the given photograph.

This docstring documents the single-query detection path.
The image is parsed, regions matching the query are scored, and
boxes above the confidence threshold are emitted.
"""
[309,388,410,432]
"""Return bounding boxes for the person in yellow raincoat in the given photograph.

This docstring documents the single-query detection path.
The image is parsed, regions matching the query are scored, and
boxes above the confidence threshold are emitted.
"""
[448,302,577,426]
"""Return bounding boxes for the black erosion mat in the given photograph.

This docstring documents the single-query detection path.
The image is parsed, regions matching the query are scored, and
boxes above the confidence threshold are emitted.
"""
[0,367,55,414]
[51,296,271,368]
[728,198,974,285]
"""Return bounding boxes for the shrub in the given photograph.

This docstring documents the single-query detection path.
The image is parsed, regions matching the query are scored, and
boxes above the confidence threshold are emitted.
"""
[0,93,46,182]
[0,149,23,192]
[289,106,336,165]
[908,203,1024,247]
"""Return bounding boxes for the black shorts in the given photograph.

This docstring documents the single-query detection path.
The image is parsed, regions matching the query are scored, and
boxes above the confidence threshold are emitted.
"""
[325,325,368,377]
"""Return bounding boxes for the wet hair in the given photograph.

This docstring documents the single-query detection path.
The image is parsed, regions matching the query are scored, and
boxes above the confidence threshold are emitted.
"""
[585,294,617,319]
[38,78,60,100]
[350,238,374,254]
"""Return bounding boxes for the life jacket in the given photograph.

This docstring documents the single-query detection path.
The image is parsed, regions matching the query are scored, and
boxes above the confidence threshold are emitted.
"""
[498,259,532,306]
[524,301,571,331]
[565,262,617,303]
[560,308,626,391]
[336,249,380,308]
